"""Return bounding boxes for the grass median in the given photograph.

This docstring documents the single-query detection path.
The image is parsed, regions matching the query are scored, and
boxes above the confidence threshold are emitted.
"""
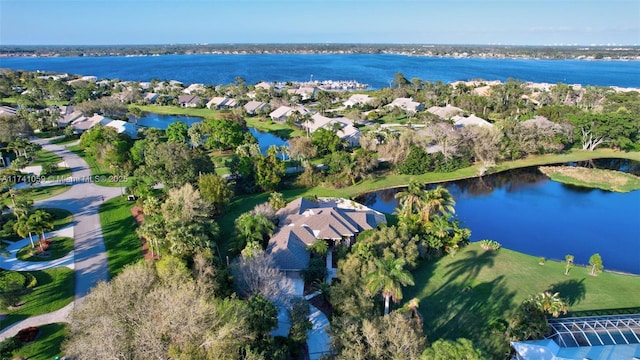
[0,267,74,330]
[10,322,68,360]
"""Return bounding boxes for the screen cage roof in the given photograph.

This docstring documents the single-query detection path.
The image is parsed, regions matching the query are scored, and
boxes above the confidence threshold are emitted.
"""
[547,314,640,348]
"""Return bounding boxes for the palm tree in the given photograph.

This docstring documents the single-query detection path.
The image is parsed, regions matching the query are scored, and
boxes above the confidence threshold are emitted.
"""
[365,257,415,315]
[29,210,54,252]
[136,216,165,259]
[421,186,455,223]
[394,180,425,220]
[13,215,37,248]
[233,212,276,251]
[277,145,289,161]
[564,254,574,275]
[12,198,33,219]
[534,292,568,318]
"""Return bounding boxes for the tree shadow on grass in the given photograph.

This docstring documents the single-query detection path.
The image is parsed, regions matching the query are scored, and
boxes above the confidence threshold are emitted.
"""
[422,275,516,358]
[546,278,586,307]
[443,249,496,287]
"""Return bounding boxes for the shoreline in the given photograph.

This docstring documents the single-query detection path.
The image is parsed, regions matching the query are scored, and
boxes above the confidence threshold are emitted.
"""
[2,51,639,62]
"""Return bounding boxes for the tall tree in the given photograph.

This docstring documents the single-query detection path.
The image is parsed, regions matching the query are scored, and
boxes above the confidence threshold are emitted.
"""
[421,186,456,223]
[365,257,415,315]
[564,254,574,275]
[29,210,54,252]
[166,121,188,143]
[197,173,233,216]
[13,215,37,248]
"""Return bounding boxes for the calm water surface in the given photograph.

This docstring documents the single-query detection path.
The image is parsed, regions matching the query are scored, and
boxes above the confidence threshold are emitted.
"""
[358,161,640,274]
[2,54,638,88]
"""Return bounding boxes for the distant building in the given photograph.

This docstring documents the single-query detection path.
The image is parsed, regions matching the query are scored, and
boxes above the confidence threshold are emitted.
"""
[343,94,375,107]
[451,114,492,129]
[244,100,270,115]
[287,86,317,101]
[304,114,361,147]
[426,105,464,119]
[183,83,205,94]
[386,97,424,113]
[206,96,237,110]
[143,92,159,103]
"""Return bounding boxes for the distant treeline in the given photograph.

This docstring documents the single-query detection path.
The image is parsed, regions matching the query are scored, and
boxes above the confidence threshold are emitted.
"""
[1,44,639,60]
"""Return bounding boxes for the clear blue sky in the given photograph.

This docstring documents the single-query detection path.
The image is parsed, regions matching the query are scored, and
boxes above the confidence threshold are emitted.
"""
[1,0,638,46]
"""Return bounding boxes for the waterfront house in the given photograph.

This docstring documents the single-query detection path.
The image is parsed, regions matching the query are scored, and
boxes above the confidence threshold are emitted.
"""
[255,81,273,91]
[206,96,237,110]
[143,92,159,103]
[244,100,270,115]
[178,95,202,108]
[267,197,386,277]
[71,114,106,132]
[100,118,139,139]
[287,86,317,101]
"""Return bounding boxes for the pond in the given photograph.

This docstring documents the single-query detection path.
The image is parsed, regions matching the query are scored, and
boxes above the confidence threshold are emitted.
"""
[132,113,202,129]
[357,159,640,275]
[133,114,288,156]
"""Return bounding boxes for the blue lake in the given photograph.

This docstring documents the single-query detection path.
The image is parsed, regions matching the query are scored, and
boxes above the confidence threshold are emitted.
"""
[358,161,640,275]
[133,113,201,129]
[134,114,288,155]
[2,54,639,88]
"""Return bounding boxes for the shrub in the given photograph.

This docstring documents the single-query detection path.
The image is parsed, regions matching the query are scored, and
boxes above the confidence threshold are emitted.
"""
[0,337,22,357]
[15,326,39,342]
[479,239,501,251]
[23,273,38,288]
[302,258,327,284]
[538,257,546,265]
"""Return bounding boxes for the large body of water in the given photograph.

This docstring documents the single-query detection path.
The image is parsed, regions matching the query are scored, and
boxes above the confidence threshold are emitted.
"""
[2,54,639,88]
[358,160,640,275]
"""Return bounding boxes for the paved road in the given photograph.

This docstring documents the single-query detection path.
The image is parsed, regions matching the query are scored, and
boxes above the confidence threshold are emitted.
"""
[0,138,124,340]
[32,140,123,299]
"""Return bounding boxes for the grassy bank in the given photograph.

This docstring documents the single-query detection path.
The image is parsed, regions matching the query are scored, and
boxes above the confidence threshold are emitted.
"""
[17,236,74,261]
[10,323,68,360]
[133,104,214,118]
[98,196,142,277]
[539,166,640,192]
[0,267,74,329]
[404,242,640,357]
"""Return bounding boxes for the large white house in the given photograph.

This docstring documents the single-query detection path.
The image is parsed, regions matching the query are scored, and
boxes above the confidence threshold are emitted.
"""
[386,97,425,113]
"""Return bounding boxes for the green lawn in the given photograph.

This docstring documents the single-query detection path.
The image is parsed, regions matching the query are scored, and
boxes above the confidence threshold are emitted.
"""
[245,117,304,139]
[49,135,80,145]
[98,196,142,277]
[11,322,68,360]
[133,104,214,118]
[29,149,63,167]
[1,185,71,208]
[403,242,640,357]
[0,267,74,329]
[17,236,74,261]
[67,145,133,187]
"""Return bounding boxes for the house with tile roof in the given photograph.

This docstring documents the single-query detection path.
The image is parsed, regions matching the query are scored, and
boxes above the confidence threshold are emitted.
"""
[451,114,493,129]
[269,105,310,122]
[266,197,386,275]
[426,105,464,119]
[178,95,202,108]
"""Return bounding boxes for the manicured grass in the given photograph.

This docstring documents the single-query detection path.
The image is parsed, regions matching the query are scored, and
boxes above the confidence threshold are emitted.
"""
[33,129,65,139]
[133,104,214,118]
[49,135,80,145]
[67,145,133,187]
[30,149,63,167]
[0,267,74,329]
[539,166,640,192]
[11,322,68,360]
[98,196,142,277]
[245,117,304,139]
[403,242,640,357]
[16,236,74,261]
[2,185,71,207]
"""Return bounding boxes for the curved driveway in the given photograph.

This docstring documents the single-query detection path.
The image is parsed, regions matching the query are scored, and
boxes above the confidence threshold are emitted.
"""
[0,138,124,339]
